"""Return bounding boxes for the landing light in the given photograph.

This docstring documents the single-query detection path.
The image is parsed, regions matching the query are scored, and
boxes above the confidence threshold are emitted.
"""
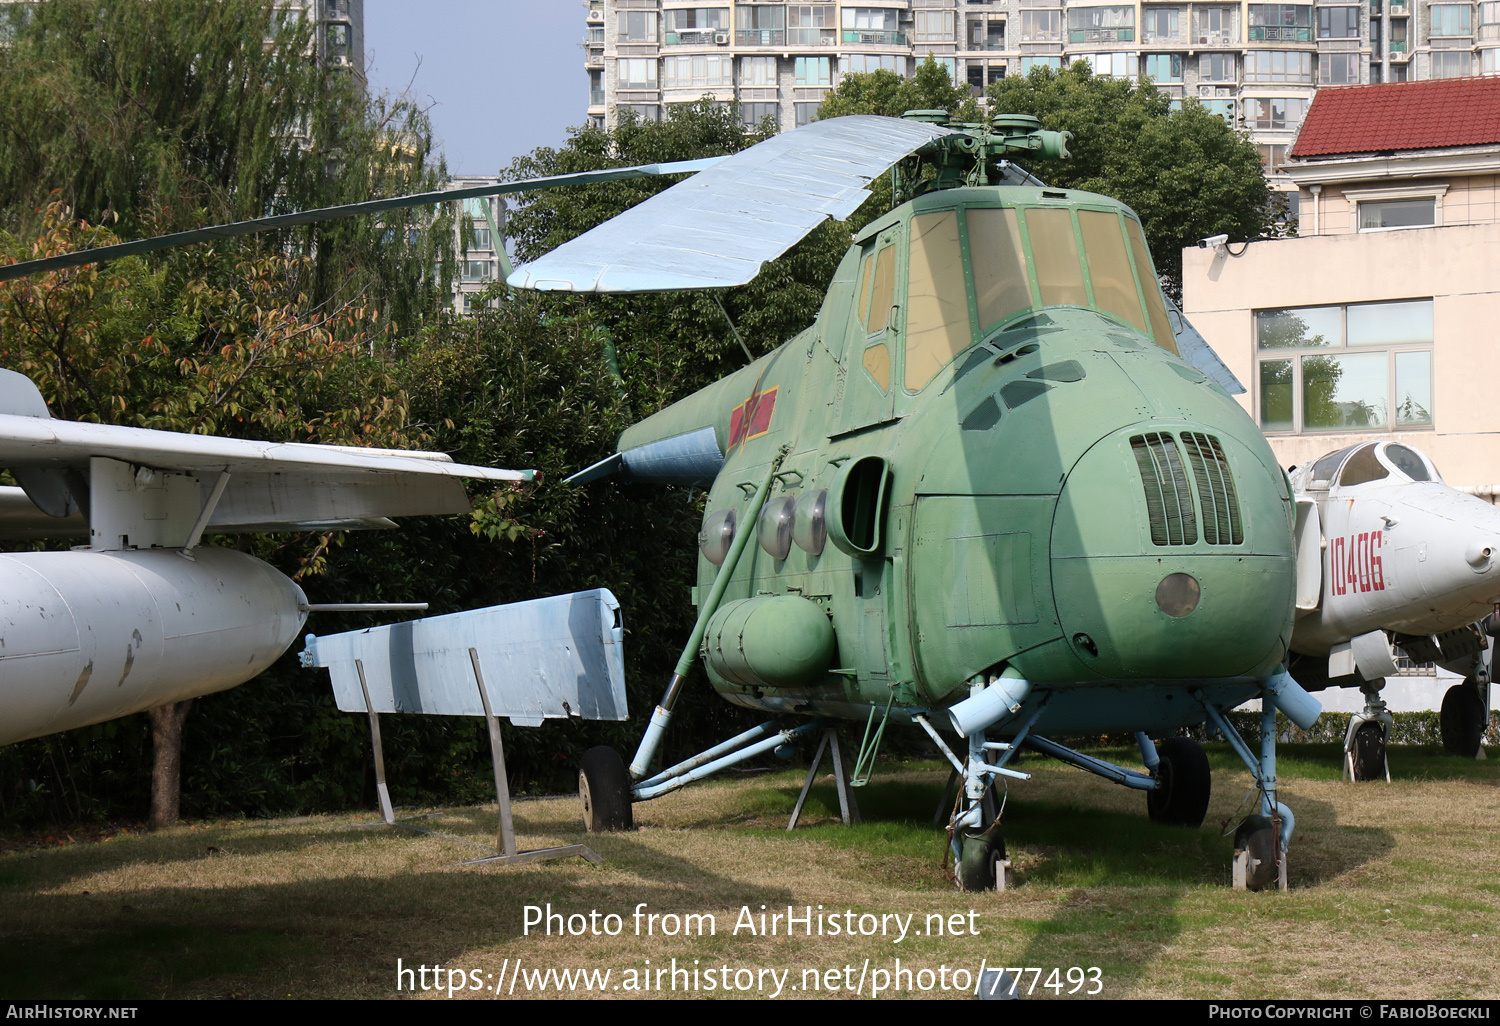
[700,508,736,566]
[1156,573,1201,618]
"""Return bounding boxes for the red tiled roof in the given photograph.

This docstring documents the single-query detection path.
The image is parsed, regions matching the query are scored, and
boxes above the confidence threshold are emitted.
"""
[1291,78,1500,159]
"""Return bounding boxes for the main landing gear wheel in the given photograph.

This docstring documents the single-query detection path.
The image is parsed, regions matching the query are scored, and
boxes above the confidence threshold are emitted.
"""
[1233,815,1279,892]
[958,823,1008,892]
[1441,682,1487,758]
[579,746,633,832]
[1147,737,1211,828]
[1349,721,1387,781]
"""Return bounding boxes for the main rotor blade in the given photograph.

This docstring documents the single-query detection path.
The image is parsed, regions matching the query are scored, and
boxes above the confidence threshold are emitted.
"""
[0,157,725,283]
[507,116,955,294]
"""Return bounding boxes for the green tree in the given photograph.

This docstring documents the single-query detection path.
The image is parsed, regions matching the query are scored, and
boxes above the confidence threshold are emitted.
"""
[0,0,451,331]
[987,63,1274,293]
[817,56,985,123]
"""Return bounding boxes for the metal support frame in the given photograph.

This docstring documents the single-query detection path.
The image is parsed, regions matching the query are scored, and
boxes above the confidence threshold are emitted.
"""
[1021,735,1159,791]
[632,720,824,801]
[787,728,861,830]
[461,648,603,868]
[351,652,601,868]
[354,659,395,825]
[850,693,893,787]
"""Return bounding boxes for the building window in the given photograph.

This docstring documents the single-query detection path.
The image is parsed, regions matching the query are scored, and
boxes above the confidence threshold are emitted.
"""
[1482,2,1500,39]
[1318,52,1360,82]
[795,55,831,85]
[1019,9,1063,41]
[795,101,821,126]
[462,260,492,282]
[619,104,661,121]
[1258,143,1288,172]
[1082,52,1139,77]
[1431,49,1474,76]
[740,55,778,86]
[1484,47,1500,71]
[1020,55,1064,73]
[1068,5,1136,43]
[1244,95,1308,128]
[617,58,658,89]
[1245,49,1314,81]
[842,53,903,75]
[967,17,1006,49]
[1201,97,1237,121]
[737,4,786,45]
[1317,6,1361,37]
[1256,300,1435,433]
[665,8,728,45]
[916,10,954,41]
[1194,6,1240,42]
[1247,4,1313,40]
[741,101,780,128]
[1350,189,1441,229]
[787,5,835,44]
[1145,53,1183,81]
[618,10,658,42]
[665,54,733,87]
[842,7,902,43]
[1143,7,1184,41]
[1200,52,1238,80]
[1430,3,1473,35]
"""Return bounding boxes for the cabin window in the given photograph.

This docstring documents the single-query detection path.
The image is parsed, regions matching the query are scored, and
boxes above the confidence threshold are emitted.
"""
[1079,209,1148,335]
[867,243,897,333]
[905,211,972,391]
[1024,207,1090,309]
[967,207,1031,334]
[855,247,875,329]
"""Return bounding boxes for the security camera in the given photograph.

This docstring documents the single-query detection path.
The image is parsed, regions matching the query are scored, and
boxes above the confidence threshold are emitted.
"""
[1197,234,1229,249]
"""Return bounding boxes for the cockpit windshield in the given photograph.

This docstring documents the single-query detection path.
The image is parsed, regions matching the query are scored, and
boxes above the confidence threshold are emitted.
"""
[899,199,1180,392]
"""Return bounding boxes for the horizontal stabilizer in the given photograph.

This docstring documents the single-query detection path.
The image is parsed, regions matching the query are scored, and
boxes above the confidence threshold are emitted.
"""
[301,590,627,727]
[508,116,955,293]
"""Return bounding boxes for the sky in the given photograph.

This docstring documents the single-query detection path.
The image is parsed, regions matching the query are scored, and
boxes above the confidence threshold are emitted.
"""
[363,1,584,177]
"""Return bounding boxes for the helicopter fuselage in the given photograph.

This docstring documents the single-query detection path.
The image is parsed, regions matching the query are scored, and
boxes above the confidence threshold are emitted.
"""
[621,186,1298,735]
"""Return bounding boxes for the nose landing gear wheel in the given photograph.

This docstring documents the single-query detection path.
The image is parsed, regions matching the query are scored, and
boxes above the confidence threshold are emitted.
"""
[1441,682,1487,758]
[579,746,634,832]
[957,822,1008,892]
[1146,737,1211,828]
[1233,814,1279,892]
[1349,721,1387,781]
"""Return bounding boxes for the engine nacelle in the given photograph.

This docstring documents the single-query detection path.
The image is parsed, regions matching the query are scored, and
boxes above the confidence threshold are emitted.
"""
[0,548,307,745]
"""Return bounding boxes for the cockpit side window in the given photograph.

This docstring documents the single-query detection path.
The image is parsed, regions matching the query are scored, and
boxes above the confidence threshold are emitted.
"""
[905,210,972,392]
[1338,442,1388,486]
[1310,445,1357,485]
[1383,443,1432,481]
[1122,217,1180,356]
[854,247,875,330]
[1079,209,1148,336]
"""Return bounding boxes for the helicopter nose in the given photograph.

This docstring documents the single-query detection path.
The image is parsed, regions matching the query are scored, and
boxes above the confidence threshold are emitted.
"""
[1049,426,1295,680]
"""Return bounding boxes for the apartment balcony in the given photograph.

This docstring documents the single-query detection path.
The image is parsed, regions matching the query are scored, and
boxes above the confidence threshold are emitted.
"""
[665,29,726,46]
[1142,32,1190,45]
[584,47,604,69]
[1248,25,1313,41]
[1068,28,1136,43]
[788,28,838,45]
[737,29,785,46]
[1389,0,1409,15]
[1369,0,1382,12]
[590,88,605,106]
[586,6,603,25]
[842,29,908,46]
[1388,41,1409,56]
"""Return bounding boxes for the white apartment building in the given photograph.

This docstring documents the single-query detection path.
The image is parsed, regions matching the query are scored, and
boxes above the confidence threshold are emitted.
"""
[583,0,1500,180]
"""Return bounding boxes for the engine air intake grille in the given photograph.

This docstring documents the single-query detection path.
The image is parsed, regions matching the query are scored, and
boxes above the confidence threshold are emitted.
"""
[1131,433,1197,546]
[1181,432,1243,545]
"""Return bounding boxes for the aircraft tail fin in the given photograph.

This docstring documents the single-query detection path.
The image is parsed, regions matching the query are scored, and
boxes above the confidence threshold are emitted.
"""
[0,369,52,419]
